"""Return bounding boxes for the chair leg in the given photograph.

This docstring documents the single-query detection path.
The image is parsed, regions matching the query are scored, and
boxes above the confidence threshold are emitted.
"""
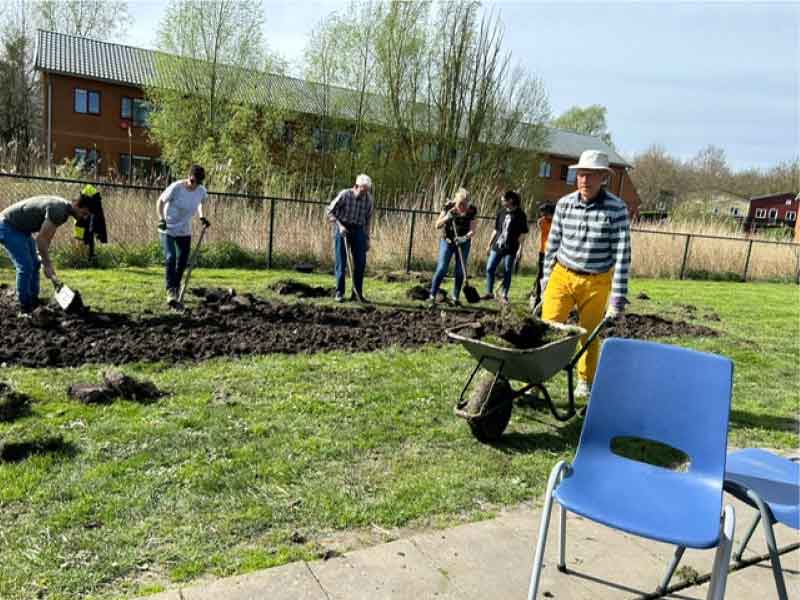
[558,501,567,572]
[527,460,569,600]
[706,504,735,600]
[747,490,788,600]
[657,545,686,593]
[733,511,761,561]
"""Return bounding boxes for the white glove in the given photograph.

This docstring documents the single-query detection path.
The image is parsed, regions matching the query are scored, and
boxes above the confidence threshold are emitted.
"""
[605,295,627,320]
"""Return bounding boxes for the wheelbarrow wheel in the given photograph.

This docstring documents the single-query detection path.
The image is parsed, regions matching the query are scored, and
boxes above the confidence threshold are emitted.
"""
[466,373,513,443]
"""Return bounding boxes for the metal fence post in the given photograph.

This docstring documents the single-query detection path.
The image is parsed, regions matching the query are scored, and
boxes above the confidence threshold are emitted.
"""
[267,197,276,269]
[679,234,692,280]
[406,210,417,274]
[742,240,754,282]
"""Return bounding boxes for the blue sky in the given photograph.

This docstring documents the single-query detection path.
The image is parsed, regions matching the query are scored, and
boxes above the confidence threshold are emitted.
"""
[125,1,798,171]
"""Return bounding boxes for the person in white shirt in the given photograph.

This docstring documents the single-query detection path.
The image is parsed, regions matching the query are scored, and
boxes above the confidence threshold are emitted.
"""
[156,165,209,303]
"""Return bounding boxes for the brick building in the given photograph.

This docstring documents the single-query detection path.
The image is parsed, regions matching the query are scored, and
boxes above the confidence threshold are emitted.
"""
[744,192,798,232]
[34,30,640,214]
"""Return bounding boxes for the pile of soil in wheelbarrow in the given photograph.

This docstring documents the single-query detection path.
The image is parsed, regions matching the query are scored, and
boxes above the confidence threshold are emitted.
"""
[0,290,478,368]
[465,307,580,349]
[268,280,331,298]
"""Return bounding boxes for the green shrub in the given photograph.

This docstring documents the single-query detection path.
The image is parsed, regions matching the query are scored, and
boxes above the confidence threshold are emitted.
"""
[196,241,265,269]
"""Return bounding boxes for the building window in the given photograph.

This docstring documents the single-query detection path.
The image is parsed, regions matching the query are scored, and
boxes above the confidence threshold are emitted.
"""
[282,121,295,144]
[712,207,720,215]
[560,165,569,180]
[121,97,151,127]
[566,168,577,186]
[74,88,100,114]
[787,211,796,221]
[754,208,767,219]
[729,207,739,216]
[120,154,163,179]
[335,131,353,152]
[538,161,552,178]
[312,127,331,152]
[74,147,87,163]
[768,208,778,221]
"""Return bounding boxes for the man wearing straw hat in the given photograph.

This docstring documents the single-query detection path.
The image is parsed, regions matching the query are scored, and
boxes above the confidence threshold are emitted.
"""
[539,150,631,399]
[326,174,374,303]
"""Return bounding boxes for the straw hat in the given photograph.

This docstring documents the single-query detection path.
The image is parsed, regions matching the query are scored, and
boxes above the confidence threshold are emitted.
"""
[570,150,613,172]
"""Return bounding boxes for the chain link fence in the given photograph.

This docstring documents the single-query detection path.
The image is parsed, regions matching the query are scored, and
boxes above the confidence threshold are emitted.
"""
[1,172,798,282]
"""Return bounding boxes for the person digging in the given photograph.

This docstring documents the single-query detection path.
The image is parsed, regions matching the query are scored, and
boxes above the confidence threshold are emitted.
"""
[539,150,631,400]
[157,165,210,305]
[326,174,374,303]
[429,188,478,306]
[0,192,102,317]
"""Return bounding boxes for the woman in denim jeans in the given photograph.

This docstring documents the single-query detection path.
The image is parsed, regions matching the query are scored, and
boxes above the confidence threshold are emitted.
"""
[429,188,477,305]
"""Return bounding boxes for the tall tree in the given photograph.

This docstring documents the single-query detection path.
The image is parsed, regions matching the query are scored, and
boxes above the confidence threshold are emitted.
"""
[35,0,132,40]
[0,1,41,172]
[552,104,613,147]
[147,0,283,188]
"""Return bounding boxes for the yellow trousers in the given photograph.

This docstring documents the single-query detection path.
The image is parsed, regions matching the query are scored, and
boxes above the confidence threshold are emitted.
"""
[542,263,611,384]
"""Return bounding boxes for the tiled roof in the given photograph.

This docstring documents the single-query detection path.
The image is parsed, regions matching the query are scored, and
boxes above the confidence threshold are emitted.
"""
[35,29,631,167]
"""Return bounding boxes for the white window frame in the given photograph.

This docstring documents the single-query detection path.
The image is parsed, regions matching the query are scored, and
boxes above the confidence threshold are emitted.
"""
[768,208,778,221]
[786,210,796,221]
[538,161,552,178]
[754,208,767,219]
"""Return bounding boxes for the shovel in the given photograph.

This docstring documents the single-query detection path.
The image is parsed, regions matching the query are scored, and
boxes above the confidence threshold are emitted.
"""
[173,223,209,308]
[454,242,480,304]
[52,278,82,312]
[343,234,362,302]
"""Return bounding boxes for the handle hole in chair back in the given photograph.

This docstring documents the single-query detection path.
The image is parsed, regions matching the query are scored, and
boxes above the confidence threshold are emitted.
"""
[610,436,691,472]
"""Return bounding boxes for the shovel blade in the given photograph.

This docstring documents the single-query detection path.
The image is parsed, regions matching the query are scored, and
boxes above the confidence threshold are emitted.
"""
[55,284,76,310]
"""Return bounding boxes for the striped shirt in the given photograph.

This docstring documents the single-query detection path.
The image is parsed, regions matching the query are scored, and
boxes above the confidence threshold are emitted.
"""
[326,188,374,230]
[542,189,631,296]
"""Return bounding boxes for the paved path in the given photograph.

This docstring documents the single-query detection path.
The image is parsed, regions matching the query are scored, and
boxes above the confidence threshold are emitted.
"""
[139,496,798,599]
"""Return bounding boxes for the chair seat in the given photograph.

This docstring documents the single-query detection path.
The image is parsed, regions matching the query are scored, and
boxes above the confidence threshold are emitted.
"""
[725,448,800,530]
[554,454,723,549]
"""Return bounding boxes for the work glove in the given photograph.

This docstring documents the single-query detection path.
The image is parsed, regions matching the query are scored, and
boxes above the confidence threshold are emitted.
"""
[200,217,210,228]
[338,223,348,236]
[454,235,468,244]
[605,295,627,320]
[443,210,456,223]
[158,219,167,233]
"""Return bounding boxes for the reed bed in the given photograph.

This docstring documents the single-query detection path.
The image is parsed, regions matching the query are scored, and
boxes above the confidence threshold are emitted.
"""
[1,175,797,282]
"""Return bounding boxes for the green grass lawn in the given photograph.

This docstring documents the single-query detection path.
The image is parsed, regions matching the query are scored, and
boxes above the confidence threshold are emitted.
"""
[0,267,797,599]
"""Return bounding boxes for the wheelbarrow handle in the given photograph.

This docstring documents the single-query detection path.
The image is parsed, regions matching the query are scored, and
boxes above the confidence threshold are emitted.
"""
[567,316,612,371]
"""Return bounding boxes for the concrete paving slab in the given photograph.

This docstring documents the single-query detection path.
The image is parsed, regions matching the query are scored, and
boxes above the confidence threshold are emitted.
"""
[309,538,459,599]
[134,592,182,600]
[663,558,800,600]
[411,515,595,599]
[180,561,327,600]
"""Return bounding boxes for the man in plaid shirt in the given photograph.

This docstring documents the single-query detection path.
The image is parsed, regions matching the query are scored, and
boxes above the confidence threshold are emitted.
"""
[326,174,374,302]
[539,150,631,399]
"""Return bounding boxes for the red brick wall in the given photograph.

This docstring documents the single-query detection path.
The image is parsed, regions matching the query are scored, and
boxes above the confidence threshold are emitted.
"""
[44,73,159,174]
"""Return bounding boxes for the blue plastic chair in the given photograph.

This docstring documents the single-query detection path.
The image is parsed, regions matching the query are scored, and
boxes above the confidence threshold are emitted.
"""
[662,448,799,599]
[527,338,736,600]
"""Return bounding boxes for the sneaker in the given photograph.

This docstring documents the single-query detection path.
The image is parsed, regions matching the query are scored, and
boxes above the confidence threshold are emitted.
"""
[480,293,494,301]
[498,295,509,305]
[334,293,345,303]
[16,311,32,320]
[450,297,462,307]
[166,288,178,304]
[574,380,592,399]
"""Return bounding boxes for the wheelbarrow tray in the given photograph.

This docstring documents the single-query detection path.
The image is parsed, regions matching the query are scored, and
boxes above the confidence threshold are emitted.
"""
[447,321,587,385]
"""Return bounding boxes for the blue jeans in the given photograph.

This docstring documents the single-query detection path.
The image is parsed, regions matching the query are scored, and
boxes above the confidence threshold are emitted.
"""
[334,225,367,297]
[486,250,516,298]
[431,238,471,300]
[161,233,192,291]
[0,220,40,310]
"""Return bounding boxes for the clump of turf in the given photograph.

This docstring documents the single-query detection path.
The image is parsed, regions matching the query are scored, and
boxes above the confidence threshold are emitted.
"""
[0,382,32,421]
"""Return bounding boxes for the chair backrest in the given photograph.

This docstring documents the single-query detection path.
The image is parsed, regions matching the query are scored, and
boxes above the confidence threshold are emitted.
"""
[576,338,733,482]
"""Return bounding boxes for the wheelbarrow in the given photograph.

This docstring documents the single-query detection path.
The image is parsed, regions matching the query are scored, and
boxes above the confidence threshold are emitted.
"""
[446,317,609,442]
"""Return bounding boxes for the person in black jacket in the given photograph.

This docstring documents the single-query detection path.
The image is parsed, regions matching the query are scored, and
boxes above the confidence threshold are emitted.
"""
[483,190,528,304]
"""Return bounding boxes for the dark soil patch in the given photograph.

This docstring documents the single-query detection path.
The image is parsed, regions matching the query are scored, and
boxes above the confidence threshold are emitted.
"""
[0,291,476,368]
[604,314,719,339]
[636,291,650,300]
[0,434,76,463]
[67,371,165,405]
[0,383,32,421]
[269,280,331,298]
